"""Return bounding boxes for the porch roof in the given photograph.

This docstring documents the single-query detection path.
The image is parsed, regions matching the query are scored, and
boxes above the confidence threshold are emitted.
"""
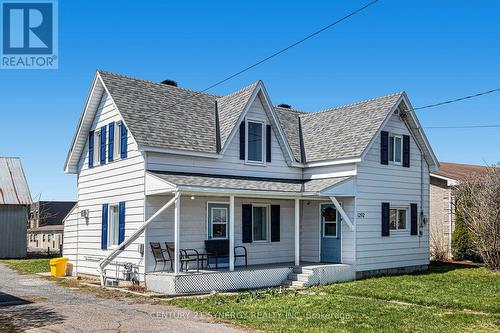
[147,171,352,196]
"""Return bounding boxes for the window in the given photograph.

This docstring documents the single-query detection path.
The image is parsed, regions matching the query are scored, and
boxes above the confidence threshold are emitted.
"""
[108,204,120,247]
[48,234,51,241]
[252,205,268,241]
[42,234,45,241]
[389,208,407,230]
[322,206,337,237]
[210,207,228,239]
[389,134,402,164]
[94,130,101,167]
[114,121,121,160]
[246,120,264,163]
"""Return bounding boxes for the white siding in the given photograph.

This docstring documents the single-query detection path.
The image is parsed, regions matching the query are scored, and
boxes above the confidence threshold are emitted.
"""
[144,195,297,272]
[70,93,146,279]
[146,96,302,179]
[355,113,430,272]
[62,205,78,272]
[303,164,357,180]
[300,199,355,264]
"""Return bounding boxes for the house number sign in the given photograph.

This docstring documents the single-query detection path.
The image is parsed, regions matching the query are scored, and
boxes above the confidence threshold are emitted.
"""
[357,212,365,219]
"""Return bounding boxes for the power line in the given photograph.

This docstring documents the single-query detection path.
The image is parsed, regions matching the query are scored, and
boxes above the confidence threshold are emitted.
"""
[128,0,379,127]
[424,124,500,129]
[414,88,500,110]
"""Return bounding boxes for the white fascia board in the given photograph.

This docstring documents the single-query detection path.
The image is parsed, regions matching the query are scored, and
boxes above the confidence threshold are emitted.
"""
[140,145,221,159]
[64,72,102,173]
[308,170,357,180]
[257,82,297,165]
[304,157,362,168]
[220,84,260,155]
[360,94,404,162]
[220,82,297,166]
[430,173,459,186]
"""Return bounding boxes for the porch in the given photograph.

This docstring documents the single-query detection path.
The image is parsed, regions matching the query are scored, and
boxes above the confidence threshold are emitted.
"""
[146,262,355,295]
[98,170,357,292]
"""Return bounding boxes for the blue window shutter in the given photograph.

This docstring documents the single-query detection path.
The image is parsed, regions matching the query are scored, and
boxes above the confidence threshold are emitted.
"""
[410,203,418,235]
[108,122,114,162]
[101,204,108,249]
[403,135,410,168]
[266,125,272,163]
[100,126,106,165]
[380,131,389,165]
[242,204,252,243]
[120,123,128,159]
[270,205,280,242]
[88,131,94,168]
[381,202,390,236]
[119,202,125,244]
[239,122,245,160]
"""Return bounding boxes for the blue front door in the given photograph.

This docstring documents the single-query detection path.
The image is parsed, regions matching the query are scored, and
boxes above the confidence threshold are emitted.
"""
[320,204,341,263]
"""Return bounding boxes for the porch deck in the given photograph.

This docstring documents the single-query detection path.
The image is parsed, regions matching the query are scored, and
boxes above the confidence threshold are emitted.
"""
[145,262,355,295]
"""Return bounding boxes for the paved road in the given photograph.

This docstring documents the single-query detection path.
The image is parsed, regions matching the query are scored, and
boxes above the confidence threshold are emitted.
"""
[0,264,244,332]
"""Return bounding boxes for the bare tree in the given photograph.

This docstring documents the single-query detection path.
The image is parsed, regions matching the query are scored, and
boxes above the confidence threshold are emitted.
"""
[453,166,500,270]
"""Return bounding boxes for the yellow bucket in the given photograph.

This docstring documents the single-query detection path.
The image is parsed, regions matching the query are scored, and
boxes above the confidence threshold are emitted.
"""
[50,257,68,277]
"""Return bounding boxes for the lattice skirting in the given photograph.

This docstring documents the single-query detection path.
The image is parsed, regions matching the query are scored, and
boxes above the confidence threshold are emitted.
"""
[146,267,293,295]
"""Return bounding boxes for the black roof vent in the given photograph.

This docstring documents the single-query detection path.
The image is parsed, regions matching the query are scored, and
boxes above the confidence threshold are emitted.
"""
[161,79,178,87]
[277,103,292,109]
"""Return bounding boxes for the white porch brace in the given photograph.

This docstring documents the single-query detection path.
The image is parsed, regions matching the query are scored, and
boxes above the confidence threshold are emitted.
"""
[98,191,179,286]
[329,196,354,230]
[174,191,181,274]
[229,195,235,271]
[294,198,300,266]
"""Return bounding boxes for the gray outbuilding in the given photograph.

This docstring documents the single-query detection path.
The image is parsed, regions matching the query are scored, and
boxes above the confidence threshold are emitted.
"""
[0,157,32,258]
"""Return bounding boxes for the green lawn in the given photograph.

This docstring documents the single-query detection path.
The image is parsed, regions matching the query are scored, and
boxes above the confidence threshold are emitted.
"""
[0,258,51,274]
[170,262,500,332]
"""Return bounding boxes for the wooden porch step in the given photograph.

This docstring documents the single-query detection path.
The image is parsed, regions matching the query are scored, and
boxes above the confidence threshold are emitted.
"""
[287,273,312,282]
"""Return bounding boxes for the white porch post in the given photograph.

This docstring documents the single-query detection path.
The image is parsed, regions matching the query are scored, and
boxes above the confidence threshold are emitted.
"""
[294,198,300,266]
[174,192,181,274]
[229,195,235,271]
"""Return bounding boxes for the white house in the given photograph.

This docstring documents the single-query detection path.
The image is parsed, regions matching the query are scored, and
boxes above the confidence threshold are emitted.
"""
[63,71,439,294]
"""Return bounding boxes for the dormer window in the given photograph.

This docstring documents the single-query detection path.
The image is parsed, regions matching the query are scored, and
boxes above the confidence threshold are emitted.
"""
[246,120,264,163]
[389,134,402,164]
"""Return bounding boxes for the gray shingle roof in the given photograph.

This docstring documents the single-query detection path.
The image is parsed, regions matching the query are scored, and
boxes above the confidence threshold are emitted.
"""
[300,92,403,163]
[99,71,220,153]
[274,107,304,163]
[98,71,403,163]
[217,82,259,149]
[149,171,350,194]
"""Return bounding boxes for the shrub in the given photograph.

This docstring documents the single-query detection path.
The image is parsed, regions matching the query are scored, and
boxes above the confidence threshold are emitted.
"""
[451,211,480,262]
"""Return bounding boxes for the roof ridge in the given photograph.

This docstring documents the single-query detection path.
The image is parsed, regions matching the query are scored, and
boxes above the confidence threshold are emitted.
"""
[301,91,404,118]
[217,81,259,100]
[274,105,308,114]
[439,161,490,168]
[97,70,221,98]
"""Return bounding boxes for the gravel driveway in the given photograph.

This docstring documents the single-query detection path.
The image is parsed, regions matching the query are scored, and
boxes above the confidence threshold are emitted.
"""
[0,264,244,332]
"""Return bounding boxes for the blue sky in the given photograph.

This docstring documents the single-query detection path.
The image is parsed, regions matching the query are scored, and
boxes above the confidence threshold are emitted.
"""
[0,0,499,201]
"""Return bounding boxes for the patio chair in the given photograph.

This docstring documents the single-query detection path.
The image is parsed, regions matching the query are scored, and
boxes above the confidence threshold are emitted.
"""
[164,242,202,272]
[204,239,247,269]
[150,242,171,272]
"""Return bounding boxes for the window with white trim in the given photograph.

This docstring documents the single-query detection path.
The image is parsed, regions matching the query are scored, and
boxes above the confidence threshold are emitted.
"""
[246,120,264,163]
[114,121,121,160]
[108,204,120,246]
[322,206,337,237]
[389,207,407,230]
[210,207,228,239]
[389,134,402,164]
[94,130,101,167]
[252,205,269,241]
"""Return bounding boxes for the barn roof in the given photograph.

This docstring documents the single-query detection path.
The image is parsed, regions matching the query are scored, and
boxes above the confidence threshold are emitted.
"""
[0,157,32,205]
